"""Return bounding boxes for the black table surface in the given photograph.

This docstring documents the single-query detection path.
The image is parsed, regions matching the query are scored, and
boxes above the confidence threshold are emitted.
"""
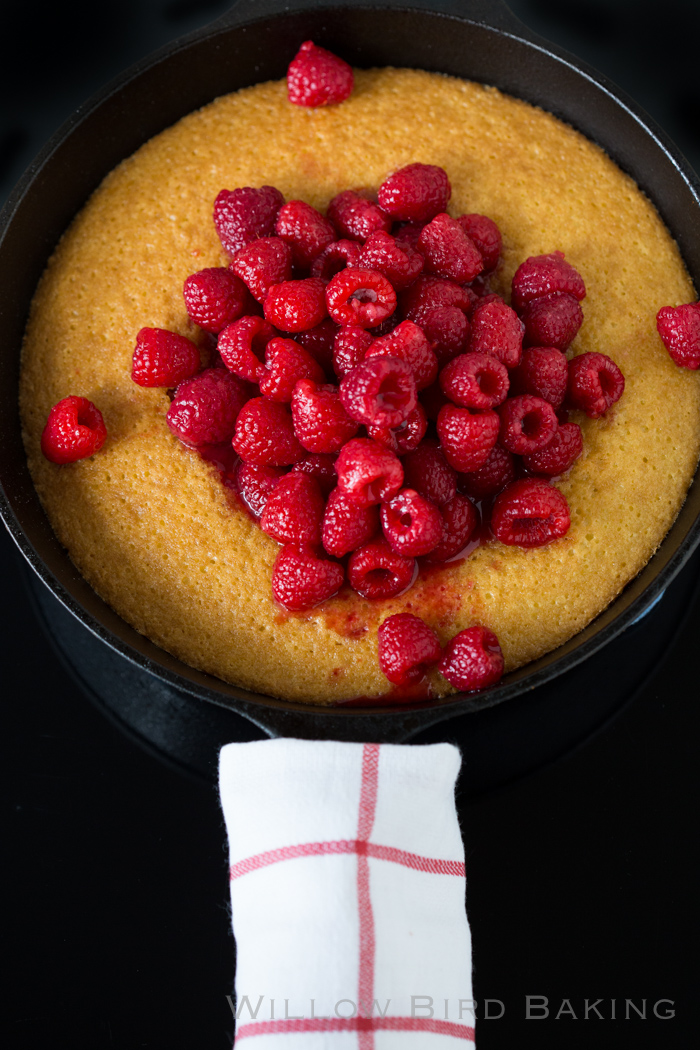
[2,2,700,1047]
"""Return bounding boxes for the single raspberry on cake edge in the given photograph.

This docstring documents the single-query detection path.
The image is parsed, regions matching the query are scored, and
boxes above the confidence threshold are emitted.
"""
[131,327,201,387]
[378,613,442,685]
[566,352,625,418]
[491,478,571,548]
[41,396,107,464]
[521,292,583,351]
[378,163,451,222]
[511,250,586,312]
[656,301,700,369]
[272,543,345,610]
[286,41,354,108]
[456,213,502,272]
[438,626,504,691]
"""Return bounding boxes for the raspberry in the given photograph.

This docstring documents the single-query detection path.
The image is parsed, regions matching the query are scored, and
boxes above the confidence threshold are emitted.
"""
[393,221,425,251]
[418,213,483,283]
[438,626,504,691]
[291,379,359,453]
[166,368,250,447]
[365,320,438,391]
[468,296,524,369]
[297,318,338,374]
[213,185,284,256]
[335,437,403,507]
[275,200,335,267]
[233,397,305,465]
[236,463,287,518]
[257,337,326,402]
[287,40,354,108]
[511,251,586,313]
[347,537,415,600]
[656,302,700,369]
[440,352,509,410]
[359,231,424,291]
[340,355,417,428]
[326,268,397,328]
[292,453,338,497]
[566,352,625,418]
[456,214,502,272]
[401,275,475,323]
[264,278,328,333]
[521,293,583,351]
[322,488,379,558]
[378,163,451,222]
[260,472,326,545]
[327,190,391,241]
[41,396,107,464]
[402,439,457,506]
[381,488,444,557]
[131,327,201,387]
[499,395,558,455]
[510,346,568,408]
[523,421,583,476]
[436,404,500,473]
[378,613,442,685]
[272,543,345,610]
[459,444,515,499]
[418,306,470,366]
[231,238,293,303]
[428,495,478,562]
[492,478,570,547]
[310,239,362,281]
[183,268,251,333]
[368,402,427,455]
[333,325,373,378]
[218,315,277,382]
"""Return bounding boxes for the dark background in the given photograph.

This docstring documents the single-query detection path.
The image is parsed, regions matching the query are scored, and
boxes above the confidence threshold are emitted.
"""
[2,1,700,1047]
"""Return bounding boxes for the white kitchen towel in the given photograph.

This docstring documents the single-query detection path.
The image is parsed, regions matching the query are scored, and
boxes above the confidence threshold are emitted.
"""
[219,738,474,1048]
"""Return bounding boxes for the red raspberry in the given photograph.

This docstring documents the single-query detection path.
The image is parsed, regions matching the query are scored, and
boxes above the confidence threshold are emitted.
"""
[131,327,201,387]
[436,404,500,473]
[402,438,457,506]
[260,472,326,545]
[340,356,417,428]
[264,278,328,333]
[347,537,415,600]
[297,318,338,374]
[359,231,424,291]
[236,463,287,518]
[258,338,326,402]
[213,185,284,256]
[393,221,425,251]
[183,268,251,333]
[286,40,354,108]
[499,395,558,455]
[368,402,427,455]
[418,307,470,366]
[401,274,475,323]
[291,379,359,453]
[511,346,568,408]
[231,237,293,303]
[218,315,277,382]
[523,421,583,476]
[272,543,344,610]
[656,302,700,369]
[327,190,391,241]
[365,320,438,391]
[233,397,304,465]
[381,488,444,557]
[335,438,403,507]
[275,200,335,267]
[438,626,504,691]
[378,613,442,685]
[511,251,586,313]
[428,495,478,562]
[378,163,451,222]
[322,488,379,557]
[326,268,397,328]
[292,453,338,497]
[310,239,362,281]
[566,352,625,417]
[440,352,509,410]
[166,368,250,447]
[459,444,515,499]
[468,296,524,369]
[418,213,483,283]
[456,214,502,272]
[333,325,373,378]
[521,293,583,351]
[41,396,107,464]
[492,478,570,547]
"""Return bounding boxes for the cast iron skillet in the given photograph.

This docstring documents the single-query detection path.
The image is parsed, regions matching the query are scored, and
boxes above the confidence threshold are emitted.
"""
[0,0,699,744]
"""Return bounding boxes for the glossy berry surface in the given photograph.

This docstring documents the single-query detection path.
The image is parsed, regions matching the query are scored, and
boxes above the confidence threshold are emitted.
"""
[213,185,284,256]
[287,40,354,108]
[656,302,700,369]
[428,495,478,561]
[260,472,326,545]
[291,379,359,453]
[521,292,583,351]
[333,326,373,378]
[183,268,251,332]
[469,297,524,369]
[41,396,107,464]
[347,537,415,600]
[418,212,483,283]
[258,338,326,402]
[322,488,379,558]
[511,346,568,408]
[359,231,424,291]
[459,444,515,499]
[218,316,277,382]
[566,352,625,418]
[233,397,304,465]
[335,438,403,508]
[131,327,201,387]
[511,250,586,312]
[492,478,570,547]
[378,613,442,685]
[456,213,502,272]
[292,453,338,497]
[381,488,444,557]
[340,355,416,428]
[523,422,583,476]
[236,463,286,518]
[311,239,362,281]
[438,625,504,691]
[402,439,457,506]
[499,395,558,455]
[365,320,437,391]
[272,543,345,610]
[436,404,500,473]
[326,268,397,328]
[231,237,293,303]
[327,190,391,241]
[440,352,509,410]
[265,278,328,333]
[167,368,250,447]
[275,200,335,267]
[378,163,451,222]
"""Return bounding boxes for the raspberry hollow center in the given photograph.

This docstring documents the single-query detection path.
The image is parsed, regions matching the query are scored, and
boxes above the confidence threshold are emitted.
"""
[351,287,378,304]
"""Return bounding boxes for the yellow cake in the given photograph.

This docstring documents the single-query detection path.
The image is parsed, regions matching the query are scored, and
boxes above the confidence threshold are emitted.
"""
[19,68,700,703]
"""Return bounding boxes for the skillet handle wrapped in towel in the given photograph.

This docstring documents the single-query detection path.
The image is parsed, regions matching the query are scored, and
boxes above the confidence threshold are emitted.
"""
[219,738,475,1047]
